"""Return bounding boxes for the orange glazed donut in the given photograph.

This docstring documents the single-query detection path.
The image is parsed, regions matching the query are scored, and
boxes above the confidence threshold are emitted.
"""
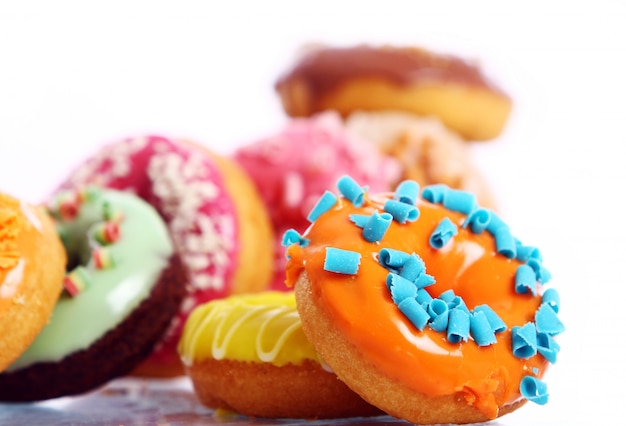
[285,176,564,424]
[275,44,512,141]
[0,192,66,372]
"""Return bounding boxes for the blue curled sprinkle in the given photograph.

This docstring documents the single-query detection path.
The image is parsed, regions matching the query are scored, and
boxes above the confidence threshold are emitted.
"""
[537,332,561,363]
[472,305,507,333]
[527,258,552,284]
[520,376,549,405]
[463,208,492,233]
[363,211,393,242]
[438,289,456,303]
[427,299,449,332]
[515,264,538,295]
[447,295,469,313]
[281,228,309,247]
[416,288,433,307]
[469,311,497,346]
[429,217,458,249]
[323,247,361,275]
[394,180,420,205]
[516,242,543,262]
[337,175,365,207]
[398,254,426,281]
[441,189,477,215]
[535,303,566,336]
[486,212,509,234]
[387,273,418,303]
[447,308,470,343]
[398,298,430,331]
[542,288,560,313]
[494,228,517,258]
[422,184,447,204]
[384,199,419,223]
[348,214,370,228]
[511,322,538,359]
[307,191,337,222]
[414,271,436,289]
[379,248,411,271]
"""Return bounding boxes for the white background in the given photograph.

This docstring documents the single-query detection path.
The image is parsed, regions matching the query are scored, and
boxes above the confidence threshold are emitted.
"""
[1,1,624,424]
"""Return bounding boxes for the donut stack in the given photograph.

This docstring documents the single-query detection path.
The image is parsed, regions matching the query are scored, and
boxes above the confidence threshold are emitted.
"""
[179,175,564,424]
[0,135,275,400]
[0,43,564,425]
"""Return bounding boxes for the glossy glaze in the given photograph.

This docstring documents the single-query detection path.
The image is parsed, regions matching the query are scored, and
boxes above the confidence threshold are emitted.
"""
[179,292,322,367]
[286,194,547,419]
[8,189,173,371]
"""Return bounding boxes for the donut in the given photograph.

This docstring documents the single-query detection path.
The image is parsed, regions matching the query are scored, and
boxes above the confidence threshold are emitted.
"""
[275,44,512,141]
[178,291,382,419]
[284,176,564,424]
[345,111,497,209]
[0,192,66,372]
[0,187,186,401]
[56,135,274,376]
[233,112,401,290]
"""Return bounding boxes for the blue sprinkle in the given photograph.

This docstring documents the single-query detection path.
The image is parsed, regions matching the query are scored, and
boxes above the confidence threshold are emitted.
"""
[447,308,470,343]
[337,175,365,207]
[349,214,370,228]
[511,322,538,359]
[542,288,560,313]
[414,271,436,289]
[515,264,538,295]
[398,254,426,282]
[473,305,507,333]
[447,295,469,313]
[535,303,566,336]
[394,180,420,205]
[363,211,393,243]
[416,288,433,307]
[323,248,361,275]
[281,229,309,247]
[486,212,509,234]
[428,299,449,332]
[307,191,337,222]
[379,248,410,271]
[515,242,543,262]
[520,376,549,405]
[384,199,419,223]
[422,184,447,204]
[387,273,418,303]
[537,332,561,363]
[398,298,430,331]
[494,228,517,258]
[527,258,552,284]
[441,189,477,215]
[429,217,458,249]
[438,289,456,303]
[463,208,492,233]
[469,310,497,346]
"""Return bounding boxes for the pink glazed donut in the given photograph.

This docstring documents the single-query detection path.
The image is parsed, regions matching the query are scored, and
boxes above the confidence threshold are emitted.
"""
[57,135,274,377]
[234,112,401,290]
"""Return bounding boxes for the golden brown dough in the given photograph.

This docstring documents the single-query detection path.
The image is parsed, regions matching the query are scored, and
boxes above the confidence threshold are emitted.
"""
[275,44,512,141]
[0,193,66,372]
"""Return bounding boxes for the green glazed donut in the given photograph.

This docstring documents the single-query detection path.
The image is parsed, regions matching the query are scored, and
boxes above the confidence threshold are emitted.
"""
[0,187,186,401]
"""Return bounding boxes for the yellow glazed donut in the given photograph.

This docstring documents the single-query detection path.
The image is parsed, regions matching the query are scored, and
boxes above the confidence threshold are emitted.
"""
[0,192,66,372]
[285,176,564,424]
[178,291,382,419]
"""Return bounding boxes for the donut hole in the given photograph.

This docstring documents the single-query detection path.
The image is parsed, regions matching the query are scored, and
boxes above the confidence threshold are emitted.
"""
[51,194,121,295]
